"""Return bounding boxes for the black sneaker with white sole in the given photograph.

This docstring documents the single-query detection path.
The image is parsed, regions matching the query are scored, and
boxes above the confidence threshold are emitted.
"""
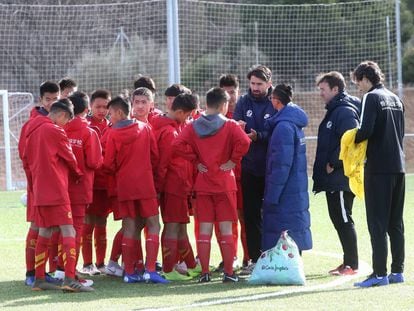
[223,273,239,283]
[198,273,211,283]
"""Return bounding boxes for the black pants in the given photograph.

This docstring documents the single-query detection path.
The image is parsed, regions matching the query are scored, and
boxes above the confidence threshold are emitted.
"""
[326,191,358,269]
[365,173,405,276]
[241,170,265,263]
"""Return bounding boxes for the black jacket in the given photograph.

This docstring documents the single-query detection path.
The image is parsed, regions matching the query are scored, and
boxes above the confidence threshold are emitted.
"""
[312,91,360,193]
[355,84,405,174]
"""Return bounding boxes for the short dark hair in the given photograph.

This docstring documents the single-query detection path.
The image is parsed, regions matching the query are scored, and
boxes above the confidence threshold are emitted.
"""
[39,81,60,97]
[58,77,77,90]
[133,76,156,93]
[206,87,230,109]
[164,84,192,97]
[49,99,74,119]
[69,91,89,115]
[132,87,154,102]
[351,61,384,85]
[272,84,293,106]
[90,89,111,103]
[247,65,272,82]
[316,71,346,92]
[219,74,239,88]
[171,94,198,112]
[107,96,130,116]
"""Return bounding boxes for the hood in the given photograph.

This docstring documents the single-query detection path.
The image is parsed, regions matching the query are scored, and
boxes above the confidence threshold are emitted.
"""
[64,116,89,132]
[326,91,360,114]
[193,113,226,138]
[25,115,51,137]
[111,119,141,144]
[265,103,308,131]
[151,115,178,131]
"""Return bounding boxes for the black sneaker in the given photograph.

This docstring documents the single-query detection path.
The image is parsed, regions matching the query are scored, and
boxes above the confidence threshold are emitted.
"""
[198,273,211,283]
[223,273,239,283]
[155,261,163,272]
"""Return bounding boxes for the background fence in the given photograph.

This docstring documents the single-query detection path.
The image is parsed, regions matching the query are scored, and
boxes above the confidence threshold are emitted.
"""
[0,0,411,190]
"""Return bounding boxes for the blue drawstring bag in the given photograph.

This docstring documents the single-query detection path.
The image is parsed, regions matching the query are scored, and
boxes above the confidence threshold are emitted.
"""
[248,231,306,285]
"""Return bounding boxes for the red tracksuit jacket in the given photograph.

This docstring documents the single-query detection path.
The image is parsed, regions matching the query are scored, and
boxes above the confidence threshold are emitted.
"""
[172,114,250,194]
[152,115,193,196]
[23,116,82,206]
[64,117,103,204]
[103,119,159,201]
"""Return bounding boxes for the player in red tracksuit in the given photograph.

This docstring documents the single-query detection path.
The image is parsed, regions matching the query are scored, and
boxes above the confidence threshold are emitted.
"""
[133,76,163,124]
[172,87,250,283]
[18,81,60,286]
[65,92,103,270]
[23,100,92,292]
[103,96,167,284]
[81,89,111,276]
[152,94,200,281]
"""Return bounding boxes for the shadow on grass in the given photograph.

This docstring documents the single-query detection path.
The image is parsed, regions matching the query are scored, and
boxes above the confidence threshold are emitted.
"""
[0,271,338,309]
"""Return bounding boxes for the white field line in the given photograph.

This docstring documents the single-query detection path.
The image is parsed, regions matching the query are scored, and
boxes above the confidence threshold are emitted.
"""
[139,250,371,311]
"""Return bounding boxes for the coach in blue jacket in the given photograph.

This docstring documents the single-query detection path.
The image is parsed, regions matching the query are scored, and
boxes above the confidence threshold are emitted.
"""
[233,65,276,273]
[262,84,312,253]
[313,72,360,276]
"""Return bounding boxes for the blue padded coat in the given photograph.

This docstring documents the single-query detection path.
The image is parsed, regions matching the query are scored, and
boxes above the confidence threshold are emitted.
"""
[262,103,312,251]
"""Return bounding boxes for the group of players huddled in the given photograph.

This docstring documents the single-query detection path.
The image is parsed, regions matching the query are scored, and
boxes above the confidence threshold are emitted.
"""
[19,69,264,292]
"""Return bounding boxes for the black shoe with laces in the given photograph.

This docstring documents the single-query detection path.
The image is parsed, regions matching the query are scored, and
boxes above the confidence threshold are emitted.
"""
[198,273,211,283]
[214,261,224,273]
[223,272,239,283]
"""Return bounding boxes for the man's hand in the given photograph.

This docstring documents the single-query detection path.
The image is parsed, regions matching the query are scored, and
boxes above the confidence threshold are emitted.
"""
[326,163,334,174]
[247,128,258,141]
[238,120,247,130]
[197,163,208,173]
[220,160,236,171]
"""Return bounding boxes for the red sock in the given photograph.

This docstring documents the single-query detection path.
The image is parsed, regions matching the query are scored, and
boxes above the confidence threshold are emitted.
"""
[178,237,196,269]
[82,223,94,266]
[35,235,49,279]
[220,234,235,275]
[197,234,211,274]
[194,219,200,256]
[232,222,239,259]
[122,236,136,275]
[73,216,84,267]
[240,221,250,262]
[162,237,177,273]
[47,231,59,272]
[57,234,64,270]
[110,229,123,262]
[62,236,76,279]
[94,225,107,266]
[145,234,159,272]
[25,227,38,273]
[136,239,144,271]
[214,223,223,258]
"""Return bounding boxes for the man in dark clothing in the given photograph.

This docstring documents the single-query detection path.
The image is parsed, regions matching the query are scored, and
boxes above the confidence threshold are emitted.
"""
[233,65,276,275]
[352,61,405,288]
[313,72,360,276]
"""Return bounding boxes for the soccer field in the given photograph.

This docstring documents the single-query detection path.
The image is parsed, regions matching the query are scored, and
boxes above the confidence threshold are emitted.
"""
[0,177,413,311]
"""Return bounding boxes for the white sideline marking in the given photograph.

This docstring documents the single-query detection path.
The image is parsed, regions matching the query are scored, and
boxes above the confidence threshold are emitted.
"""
[139,250,371,311]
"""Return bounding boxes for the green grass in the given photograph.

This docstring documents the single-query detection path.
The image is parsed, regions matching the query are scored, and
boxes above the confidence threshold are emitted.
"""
[0,177,414,311]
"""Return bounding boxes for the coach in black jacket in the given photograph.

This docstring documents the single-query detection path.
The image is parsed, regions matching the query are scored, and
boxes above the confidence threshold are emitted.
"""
[352,61,405,288]
[313,72,360,276]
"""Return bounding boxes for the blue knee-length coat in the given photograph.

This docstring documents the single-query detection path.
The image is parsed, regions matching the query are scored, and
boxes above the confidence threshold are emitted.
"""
[262,103,312,251]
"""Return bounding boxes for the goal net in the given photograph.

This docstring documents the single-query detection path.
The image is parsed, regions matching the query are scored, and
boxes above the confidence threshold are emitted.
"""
[0,0,401,189]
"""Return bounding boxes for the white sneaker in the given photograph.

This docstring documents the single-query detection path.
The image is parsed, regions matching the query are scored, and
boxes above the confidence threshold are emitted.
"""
[79,264,101,276]
[78,278,94,287]
[97,264,107,274]
[239,262,255,276]
[174,261,188,275]
[105,260,123,277]
[53,269,65,280]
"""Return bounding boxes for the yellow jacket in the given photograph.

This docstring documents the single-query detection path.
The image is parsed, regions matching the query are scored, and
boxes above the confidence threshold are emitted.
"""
[339,128,367,199]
